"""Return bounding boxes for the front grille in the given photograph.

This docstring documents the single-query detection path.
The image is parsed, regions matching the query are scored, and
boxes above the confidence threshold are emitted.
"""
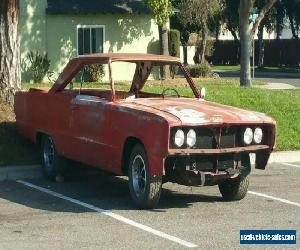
[195,128,214,148]
[170,126,269,149]
[165,154,236,172]
[194,127,236,149]
[192,154,235,171]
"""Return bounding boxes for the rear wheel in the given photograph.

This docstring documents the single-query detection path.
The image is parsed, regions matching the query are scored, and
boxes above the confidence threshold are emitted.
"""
[218,155,250,201]
[128,144,162,209]
[41,135,66,181]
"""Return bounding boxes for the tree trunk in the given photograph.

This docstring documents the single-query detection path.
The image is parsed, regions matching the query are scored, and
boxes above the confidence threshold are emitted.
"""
[158,24,170,79]
[228,27,240,64]
[239,0,253,87]
[288,14,299,39]
[183,45,188,65]
[257,24,265,68]
[215,23,220,42]
[0,0,21,104]
[200,23,208,64]
[180,30,189,65]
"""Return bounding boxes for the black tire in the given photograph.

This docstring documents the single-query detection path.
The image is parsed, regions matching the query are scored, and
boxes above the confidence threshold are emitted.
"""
[218,155,250,201]
[128,144,162,209]
[41,135,66,181]
[218,175,249,201]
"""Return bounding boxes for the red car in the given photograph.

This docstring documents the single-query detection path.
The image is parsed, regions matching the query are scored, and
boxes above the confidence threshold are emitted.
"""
[14,53,276,208]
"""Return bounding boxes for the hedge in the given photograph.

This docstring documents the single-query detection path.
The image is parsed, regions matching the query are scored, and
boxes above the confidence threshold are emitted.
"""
[209,39,300,67]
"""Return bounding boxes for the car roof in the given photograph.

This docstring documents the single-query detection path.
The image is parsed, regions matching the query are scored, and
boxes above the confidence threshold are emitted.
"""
[75,53,181,63]
[49,53,182,93]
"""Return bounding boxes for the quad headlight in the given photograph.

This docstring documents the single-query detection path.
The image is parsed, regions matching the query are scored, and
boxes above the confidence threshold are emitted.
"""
[174,129,185,147]
[254,127,263,144]
[243,128,253,145]
[186,129,197,147]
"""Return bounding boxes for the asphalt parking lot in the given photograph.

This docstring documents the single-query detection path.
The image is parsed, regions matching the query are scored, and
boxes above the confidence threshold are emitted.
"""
[0,162,299,249]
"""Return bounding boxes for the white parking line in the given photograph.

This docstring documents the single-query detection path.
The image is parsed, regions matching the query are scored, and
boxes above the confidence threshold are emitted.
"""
[281,162,300,168]
[16,180,198,248]
[249,191,300,208]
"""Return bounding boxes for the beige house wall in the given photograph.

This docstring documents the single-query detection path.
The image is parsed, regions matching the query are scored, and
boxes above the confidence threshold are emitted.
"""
[20,0,160,82]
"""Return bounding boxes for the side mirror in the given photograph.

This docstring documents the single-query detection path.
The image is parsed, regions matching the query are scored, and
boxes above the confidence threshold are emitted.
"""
[200,87,206,99]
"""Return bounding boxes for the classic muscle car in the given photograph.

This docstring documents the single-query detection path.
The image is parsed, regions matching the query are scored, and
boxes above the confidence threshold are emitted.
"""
[14,53,276,209]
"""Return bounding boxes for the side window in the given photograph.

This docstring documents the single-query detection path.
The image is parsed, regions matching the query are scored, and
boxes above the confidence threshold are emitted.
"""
[77,25,104,55]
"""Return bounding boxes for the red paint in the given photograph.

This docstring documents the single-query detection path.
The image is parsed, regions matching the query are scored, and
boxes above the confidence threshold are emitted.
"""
[14,53,276,179]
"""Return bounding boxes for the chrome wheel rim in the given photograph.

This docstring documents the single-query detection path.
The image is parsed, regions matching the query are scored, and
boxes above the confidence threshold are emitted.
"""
[43,137,55,172]
[131,155,146,197]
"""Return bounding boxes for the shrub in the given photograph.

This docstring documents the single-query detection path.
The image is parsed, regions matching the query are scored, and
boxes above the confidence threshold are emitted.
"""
[169,29,181,78]
[83,64,105,82]
[188,62,213,78]
[26,51,51,83]
[169,29,180,57]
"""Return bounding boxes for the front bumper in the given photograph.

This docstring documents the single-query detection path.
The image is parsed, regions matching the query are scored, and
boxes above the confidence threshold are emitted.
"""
[164,145,272,186]
[168,145,270,156]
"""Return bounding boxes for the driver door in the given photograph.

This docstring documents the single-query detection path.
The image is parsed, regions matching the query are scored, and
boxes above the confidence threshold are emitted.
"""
[68,94,110,168]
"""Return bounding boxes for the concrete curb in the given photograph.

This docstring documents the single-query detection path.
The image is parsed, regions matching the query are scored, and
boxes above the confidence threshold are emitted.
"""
[268,151,300,163]
[0,151,299,181]
[249,151,300,166]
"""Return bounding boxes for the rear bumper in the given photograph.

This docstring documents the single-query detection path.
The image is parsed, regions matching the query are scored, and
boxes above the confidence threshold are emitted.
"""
[168,145,270,156]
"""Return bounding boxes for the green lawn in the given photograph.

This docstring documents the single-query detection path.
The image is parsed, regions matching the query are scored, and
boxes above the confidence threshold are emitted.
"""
[212,65,300,74]
[0,79,299,166]
[212,65,241,72]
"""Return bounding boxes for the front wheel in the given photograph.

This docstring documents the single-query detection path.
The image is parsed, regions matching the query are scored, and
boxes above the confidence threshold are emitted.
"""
[41,135,66,181]
[128,144,162,209]
[218,175,249,201]
[218,154,250,201]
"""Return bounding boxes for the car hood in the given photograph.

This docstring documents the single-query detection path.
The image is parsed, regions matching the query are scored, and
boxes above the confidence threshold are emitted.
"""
[120,98,275,126]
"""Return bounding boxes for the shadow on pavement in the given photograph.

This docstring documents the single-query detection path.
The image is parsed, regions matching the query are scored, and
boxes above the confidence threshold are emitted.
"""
[0,166,223,213]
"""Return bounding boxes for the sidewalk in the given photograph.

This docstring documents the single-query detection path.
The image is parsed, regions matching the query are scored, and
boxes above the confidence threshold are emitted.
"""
[258,82,298,90]
[216,71,300,79]
[0,151,299,181]
[216,70,300,89]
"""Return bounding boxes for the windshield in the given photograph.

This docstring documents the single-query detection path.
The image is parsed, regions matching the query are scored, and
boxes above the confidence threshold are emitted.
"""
[110,61,197,98]
[65,61,198,100]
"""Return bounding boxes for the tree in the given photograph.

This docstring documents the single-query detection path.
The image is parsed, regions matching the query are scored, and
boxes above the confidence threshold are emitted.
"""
[221,0,283,68]
[239,0,277,87]
[256,1,279,68]
[144,0,173,78]
[221,0,240,45]
[0,0,21,104]
[283,0,300,39]
[274,0,286,39]
[178,0,220,64]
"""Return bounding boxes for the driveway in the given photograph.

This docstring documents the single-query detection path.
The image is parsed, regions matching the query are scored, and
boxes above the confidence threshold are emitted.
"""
[0,162,299,249]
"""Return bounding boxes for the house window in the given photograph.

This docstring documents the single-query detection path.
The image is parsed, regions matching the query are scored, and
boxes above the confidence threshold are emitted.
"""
[77,25,104,55]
